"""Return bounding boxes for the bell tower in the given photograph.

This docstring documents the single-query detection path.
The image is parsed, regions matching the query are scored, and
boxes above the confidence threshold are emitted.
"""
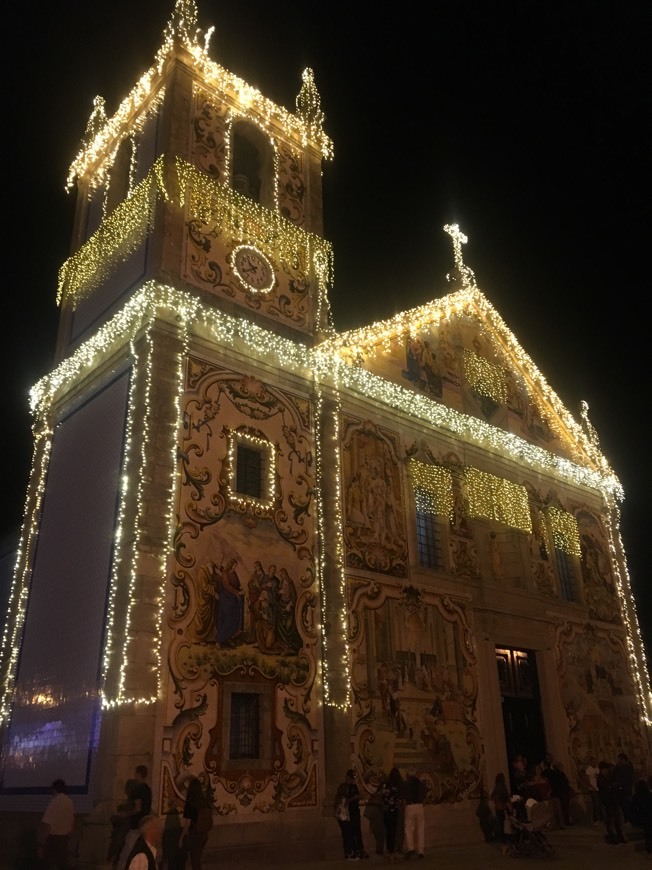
[55,0,334,366]
[0,1,335,860]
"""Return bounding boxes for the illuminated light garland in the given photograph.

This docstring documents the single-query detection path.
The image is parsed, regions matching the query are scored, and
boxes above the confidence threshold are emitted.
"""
[114,331,156,706]
[175,157,333,286]
[463,349,507,405]
[311,377,351,710]
[0,427,52,723]
[408,459,454,520]
[465,467,532,533]
[227,430,276,510]
[58,156,334,320]
[604,506,652,724]
[58,155,167,305]
[312,385,330,706]
[315,353,623,503]
[100,362,136,703]
[66,0,332,194]
[547,506,581,557]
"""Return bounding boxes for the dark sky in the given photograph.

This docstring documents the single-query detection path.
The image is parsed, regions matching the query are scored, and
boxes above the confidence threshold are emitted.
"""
[9,2,651,652]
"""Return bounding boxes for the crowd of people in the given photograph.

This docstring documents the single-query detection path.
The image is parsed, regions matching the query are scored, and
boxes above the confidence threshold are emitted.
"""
[32,749,652,867]
[333,766,427,861]
[484,750,652,851]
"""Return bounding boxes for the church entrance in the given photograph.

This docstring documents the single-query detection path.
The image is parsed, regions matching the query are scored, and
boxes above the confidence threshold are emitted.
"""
[496,647,547,792]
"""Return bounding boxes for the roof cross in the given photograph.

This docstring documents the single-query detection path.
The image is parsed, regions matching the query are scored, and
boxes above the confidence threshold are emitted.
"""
[443,223,476,288]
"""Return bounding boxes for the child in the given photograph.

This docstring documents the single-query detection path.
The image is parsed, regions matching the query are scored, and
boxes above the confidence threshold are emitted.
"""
[490,772,512,842]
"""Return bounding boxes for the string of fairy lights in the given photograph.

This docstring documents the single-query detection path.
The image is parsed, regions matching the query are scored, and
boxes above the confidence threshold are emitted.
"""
[226,431,276,511]
[463,349,507,406]
[2,1,649,728]
[59,155,334,323]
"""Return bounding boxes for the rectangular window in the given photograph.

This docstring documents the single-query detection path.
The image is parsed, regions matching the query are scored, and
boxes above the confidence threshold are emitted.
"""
[416,509,442,570]
[555,548,576,601]
[229,692,260,759]
[236,444,263,500]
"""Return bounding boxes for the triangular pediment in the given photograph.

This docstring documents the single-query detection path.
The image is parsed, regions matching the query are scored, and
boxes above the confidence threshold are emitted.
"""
[324,284,607,475]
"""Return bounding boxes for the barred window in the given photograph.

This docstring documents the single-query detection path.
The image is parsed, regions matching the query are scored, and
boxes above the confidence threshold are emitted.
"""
[416,508,442,570]
[236,444,263,500]
[229,692,261,759]
[555,548,577,602]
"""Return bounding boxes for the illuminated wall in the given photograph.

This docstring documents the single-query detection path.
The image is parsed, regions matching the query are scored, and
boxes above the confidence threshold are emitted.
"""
[1,370,129,794]
[160,357,321,814]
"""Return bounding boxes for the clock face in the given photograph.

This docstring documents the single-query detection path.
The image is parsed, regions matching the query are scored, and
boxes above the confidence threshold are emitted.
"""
[232,245,275,293]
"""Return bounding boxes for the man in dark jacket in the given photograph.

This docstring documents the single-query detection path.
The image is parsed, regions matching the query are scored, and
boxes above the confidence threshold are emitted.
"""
[612,753,635,824]
[597,761,626,845]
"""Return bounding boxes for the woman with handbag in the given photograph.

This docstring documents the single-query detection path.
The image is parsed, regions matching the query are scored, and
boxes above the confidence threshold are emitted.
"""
[334,769,369,860]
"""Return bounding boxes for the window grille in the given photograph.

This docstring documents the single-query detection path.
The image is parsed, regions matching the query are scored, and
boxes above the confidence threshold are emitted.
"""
[236,444,263,500]
[229,692,261,759]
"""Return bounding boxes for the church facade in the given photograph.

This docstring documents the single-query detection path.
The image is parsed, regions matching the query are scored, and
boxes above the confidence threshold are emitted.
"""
[1,1,649,862]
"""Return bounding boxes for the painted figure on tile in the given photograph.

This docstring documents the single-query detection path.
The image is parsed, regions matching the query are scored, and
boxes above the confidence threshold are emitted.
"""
[187,561,220,642]
[247,560,265,642]
[346,475,367,528]
[402,337,443,398]
[276,568,302,653]
[215,558,245,646]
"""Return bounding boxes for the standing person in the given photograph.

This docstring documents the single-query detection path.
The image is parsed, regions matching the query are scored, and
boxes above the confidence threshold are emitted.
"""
[490,772,511,843]
[37,778,75,869]
[584,756,602,824]
[541,756,565,829]
[117,765,153,870]
[402,769,426,860]
[597,760,626,845]
[334,771,357,861]
[125,814,162,870]
[612,752,635,824]
[345,769,369,860]
[381,767,404,861]
[553,762,574,826]
[631,779,652,853]
[178,776,213,869]
[334,769,369,860]
[511,754,527,795]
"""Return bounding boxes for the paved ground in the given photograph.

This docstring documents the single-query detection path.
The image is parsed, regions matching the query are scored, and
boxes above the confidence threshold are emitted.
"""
[210,825,651,869]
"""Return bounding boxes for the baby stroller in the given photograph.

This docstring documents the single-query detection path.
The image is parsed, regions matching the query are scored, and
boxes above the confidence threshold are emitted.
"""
[503,795,556,859]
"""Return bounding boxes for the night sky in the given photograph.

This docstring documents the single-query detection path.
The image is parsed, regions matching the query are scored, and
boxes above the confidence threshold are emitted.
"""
[8,2,651,653]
